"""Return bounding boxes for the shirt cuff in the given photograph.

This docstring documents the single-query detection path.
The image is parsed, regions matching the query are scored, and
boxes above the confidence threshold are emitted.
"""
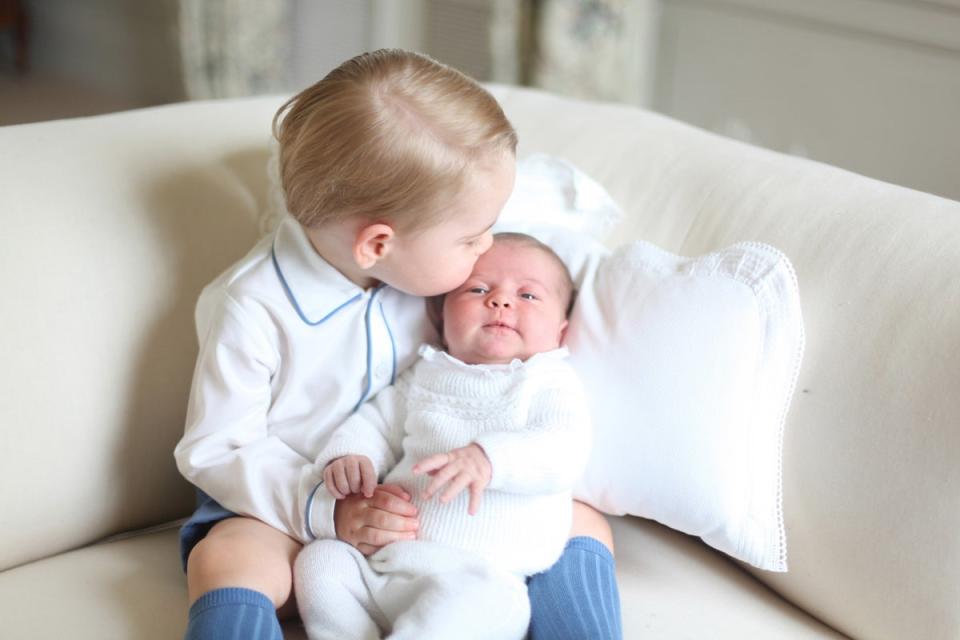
[306,482,338,541]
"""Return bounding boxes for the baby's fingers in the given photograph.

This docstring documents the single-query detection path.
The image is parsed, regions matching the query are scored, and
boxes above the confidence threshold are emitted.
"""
[345,460,364,495]
[332,462,352,497]
[323,465,345,499]
[413,453,450,475]
[468,483,483,515]
[423,463,459,500]
[439,472,472,505]
[359,457,377,498]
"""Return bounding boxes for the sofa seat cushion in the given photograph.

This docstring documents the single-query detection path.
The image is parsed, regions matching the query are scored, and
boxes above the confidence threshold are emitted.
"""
[0,526,298,639]
[0,526,190,639]
[0,517,843,639]
[610,517,845,638]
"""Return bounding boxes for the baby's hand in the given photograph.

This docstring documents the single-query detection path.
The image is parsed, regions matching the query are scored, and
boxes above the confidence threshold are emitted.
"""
[413,443,492,515]
[324,455,377,499]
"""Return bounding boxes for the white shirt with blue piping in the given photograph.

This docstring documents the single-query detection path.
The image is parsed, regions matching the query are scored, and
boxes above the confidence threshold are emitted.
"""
[174,215,437,543]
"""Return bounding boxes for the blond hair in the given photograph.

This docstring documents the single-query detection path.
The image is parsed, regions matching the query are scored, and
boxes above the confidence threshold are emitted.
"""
[272,49,517,231]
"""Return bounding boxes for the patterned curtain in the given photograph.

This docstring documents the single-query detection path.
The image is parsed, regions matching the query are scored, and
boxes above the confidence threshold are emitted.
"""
[491,0,659,106]
[178,0,289,99]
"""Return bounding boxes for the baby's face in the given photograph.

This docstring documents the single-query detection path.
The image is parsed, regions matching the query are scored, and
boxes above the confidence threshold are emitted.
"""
[442,241,570,365]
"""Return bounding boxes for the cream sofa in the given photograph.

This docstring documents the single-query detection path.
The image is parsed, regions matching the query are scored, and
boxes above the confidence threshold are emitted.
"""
[1,85,957,640]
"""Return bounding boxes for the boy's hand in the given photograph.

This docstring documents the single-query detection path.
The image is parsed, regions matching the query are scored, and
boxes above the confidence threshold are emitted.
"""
[334,484,419,556]
[323,455,377,499]
[413,443,492,515]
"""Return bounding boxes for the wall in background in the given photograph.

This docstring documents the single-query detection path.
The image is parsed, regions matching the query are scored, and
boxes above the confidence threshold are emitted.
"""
[24,0,182,105]
[652,0,960,201]
[423,0,493,81]
[288,0,427,90]
[287,0,489,89]
[9,0,959,203]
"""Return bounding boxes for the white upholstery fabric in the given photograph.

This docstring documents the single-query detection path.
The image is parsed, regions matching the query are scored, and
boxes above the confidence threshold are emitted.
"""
[0,99,276,571]
[0,521,841,640]
[489,85,960,640]
[1,86,958,639]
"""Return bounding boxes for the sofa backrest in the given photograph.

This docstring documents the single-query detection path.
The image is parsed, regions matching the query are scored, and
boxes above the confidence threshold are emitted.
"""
[0,97,281,571]
[489,85,960,640]
[2,87,958,640]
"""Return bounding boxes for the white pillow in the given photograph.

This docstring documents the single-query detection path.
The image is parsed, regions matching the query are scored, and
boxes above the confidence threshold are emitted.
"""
[495,156,802,571]
[495,153,617,286]
[498,153,624,238]
[566,240,803,572]
[266,145,801,571]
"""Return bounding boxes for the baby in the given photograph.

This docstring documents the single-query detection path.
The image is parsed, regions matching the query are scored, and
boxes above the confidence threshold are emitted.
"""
[294,232,592,640]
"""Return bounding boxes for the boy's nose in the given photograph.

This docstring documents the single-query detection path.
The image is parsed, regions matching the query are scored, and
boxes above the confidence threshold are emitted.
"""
[487,296,511,309]
[475,232,494,255]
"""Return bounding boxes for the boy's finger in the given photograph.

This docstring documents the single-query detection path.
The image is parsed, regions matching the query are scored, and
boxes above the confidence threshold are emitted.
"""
[359,458,377,498]
[371,490,419,518]
[361,525,417,548]
[367,507,419,532]
[376,483,413,503]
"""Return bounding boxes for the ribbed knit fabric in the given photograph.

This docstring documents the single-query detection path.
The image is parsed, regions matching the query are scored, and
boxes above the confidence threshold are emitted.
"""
[315,345,592,576]
[527,537,623,640]
[296,539,530,640]
[184,588,282,640]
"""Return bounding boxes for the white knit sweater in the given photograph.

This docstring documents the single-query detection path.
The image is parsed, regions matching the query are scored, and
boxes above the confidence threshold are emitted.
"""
[315,345,592,576]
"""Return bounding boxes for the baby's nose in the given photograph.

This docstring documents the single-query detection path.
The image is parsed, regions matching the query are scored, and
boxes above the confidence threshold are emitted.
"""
[488,296,511,308]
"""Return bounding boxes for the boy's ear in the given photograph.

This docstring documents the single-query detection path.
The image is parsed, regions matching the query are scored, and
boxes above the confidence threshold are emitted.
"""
[353,223,396,269]
[558,319,569,346]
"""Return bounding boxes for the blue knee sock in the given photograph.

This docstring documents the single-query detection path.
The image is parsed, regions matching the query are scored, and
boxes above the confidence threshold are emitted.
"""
[527,536,623,640]
[184,588,283,640]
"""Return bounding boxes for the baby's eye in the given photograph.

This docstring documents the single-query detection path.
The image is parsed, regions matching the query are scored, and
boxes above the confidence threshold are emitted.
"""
[520,292,538,301]
[469,287,488,294]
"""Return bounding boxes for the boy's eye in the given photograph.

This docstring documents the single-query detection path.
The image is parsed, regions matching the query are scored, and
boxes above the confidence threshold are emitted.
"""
[520,292,538,301]
[468,287,488,294]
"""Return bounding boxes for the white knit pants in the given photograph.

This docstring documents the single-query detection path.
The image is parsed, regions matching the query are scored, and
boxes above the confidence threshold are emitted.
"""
[295,539,530,640]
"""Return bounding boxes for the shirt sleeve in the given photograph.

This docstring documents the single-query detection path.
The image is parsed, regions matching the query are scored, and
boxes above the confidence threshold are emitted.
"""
[174,288,333,543]
[474,364,592,495]
[314,376,409,481]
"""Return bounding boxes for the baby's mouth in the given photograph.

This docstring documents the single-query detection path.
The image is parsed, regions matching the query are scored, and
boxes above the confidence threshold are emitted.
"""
[483,321,517,334]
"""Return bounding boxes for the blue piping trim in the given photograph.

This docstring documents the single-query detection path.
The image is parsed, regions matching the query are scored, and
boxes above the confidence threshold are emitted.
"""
[379,300,397,384]
[271,244,361,326]
[351,284,386,413]
[304,481,323,541]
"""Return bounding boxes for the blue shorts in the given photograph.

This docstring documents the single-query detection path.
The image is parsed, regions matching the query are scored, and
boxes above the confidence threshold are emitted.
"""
[179,489,238,571]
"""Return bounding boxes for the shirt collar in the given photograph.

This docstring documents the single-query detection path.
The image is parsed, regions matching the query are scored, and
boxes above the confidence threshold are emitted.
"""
[271,215,371,325]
